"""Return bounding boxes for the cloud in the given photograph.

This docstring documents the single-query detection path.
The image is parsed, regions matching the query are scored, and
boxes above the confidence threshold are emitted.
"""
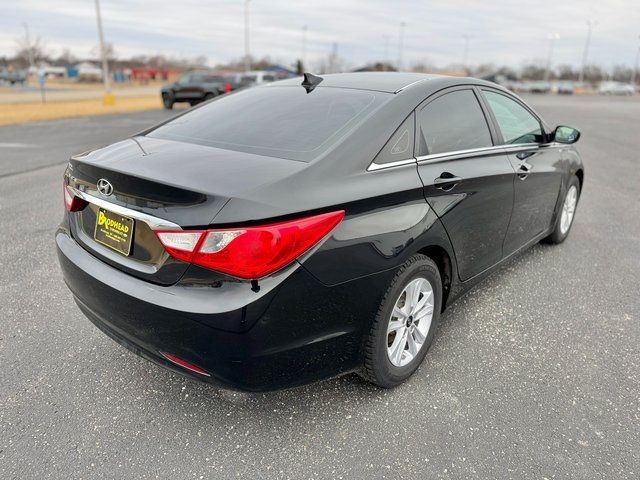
[1,0,639,69]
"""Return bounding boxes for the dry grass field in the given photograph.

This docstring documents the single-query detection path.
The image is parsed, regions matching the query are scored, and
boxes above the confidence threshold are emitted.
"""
[0,95,163,126]
[0,80,170,125]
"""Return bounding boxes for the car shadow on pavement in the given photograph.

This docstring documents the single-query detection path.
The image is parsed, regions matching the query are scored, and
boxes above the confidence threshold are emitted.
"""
[113,241,558,422]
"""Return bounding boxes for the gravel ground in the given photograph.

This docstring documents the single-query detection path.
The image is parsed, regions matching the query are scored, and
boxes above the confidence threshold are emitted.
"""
[0,95,638,479]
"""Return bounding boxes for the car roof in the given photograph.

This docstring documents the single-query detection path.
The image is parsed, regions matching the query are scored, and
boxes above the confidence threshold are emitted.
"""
[275,72,441,93]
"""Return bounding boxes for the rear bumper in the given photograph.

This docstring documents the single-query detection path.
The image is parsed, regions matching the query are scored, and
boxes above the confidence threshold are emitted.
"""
[57,229,390,391]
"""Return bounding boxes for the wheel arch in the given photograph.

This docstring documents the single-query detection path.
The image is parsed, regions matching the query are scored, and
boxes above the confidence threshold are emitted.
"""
[575,168,584,191]
[417,245,452,312]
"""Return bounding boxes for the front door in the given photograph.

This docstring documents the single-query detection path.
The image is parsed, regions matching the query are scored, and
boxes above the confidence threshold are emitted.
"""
[479,89,563,255]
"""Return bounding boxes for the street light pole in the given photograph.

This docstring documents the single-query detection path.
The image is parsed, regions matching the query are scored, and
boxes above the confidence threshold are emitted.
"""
[578,20,597,84]
[94,0,113,104]
[22,23,35,70]
[544,33,559,82]
[631,35,640,87]
[462,34,471,73]
[383,35,391,70]
[244,0,251,73]
[397,22,406,71]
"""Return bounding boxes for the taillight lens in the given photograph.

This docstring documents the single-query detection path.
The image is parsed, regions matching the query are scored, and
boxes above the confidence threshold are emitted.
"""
[154,210,344,279]
[63,184,88,212]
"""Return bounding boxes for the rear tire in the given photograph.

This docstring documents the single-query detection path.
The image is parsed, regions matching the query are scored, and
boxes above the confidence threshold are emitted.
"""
[204,92,216,101]
[544,175,581,244]
[360,254,442,388]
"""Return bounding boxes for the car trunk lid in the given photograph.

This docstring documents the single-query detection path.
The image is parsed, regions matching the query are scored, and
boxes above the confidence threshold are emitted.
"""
[65,136,307,285]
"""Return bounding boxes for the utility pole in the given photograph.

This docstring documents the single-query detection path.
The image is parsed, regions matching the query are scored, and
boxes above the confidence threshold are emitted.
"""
[244,0,251,72]
[544,33,559,82]
[22,23,35,70]
[94,0,114,105]
[302,25,308,71]
[397,22,406,71]
[631,35,640,87]
[579,20,597,84]
[462,34,471,73]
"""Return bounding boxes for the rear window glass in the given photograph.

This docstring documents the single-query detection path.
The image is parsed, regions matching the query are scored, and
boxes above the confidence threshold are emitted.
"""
[148,86,386,162]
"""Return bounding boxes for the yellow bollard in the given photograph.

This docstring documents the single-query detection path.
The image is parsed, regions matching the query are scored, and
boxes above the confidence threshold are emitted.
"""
[103,93,115,106]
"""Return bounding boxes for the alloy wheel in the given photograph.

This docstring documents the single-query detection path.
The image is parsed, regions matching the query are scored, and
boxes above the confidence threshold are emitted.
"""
[387,277,434,367]
[560,185,578,235]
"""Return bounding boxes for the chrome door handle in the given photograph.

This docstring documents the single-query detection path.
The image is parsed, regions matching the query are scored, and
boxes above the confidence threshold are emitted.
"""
[434,174,462,191]
[519,162,532,172]
[517,162,532,180]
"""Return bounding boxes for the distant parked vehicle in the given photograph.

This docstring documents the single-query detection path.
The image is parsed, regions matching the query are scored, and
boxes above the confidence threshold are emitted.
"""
[0,68,27,85]
[526,81,551,94]
[161,71,239,109]
[598,81,634,96]
[240,70,278,85]
[556,82,575,95]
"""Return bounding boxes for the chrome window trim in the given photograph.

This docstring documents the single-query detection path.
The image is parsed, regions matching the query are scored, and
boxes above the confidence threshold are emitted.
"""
[416,145,505,164]
[415,142,554,165]
[69,188,182,231]
[367,141,557,171]
[502,143,540,153]
[367,158,416,172]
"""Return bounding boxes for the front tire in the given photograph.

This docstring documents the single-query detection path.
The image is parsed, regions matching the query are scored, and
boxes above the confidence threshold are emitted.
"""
[361,254,442,388]
[162,92,174,110]
[544,175,581,244]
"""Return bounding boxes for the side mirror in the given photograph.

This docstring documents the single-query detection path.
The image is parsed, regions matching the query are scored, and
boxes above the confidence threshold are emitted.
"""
[554,125,580,144]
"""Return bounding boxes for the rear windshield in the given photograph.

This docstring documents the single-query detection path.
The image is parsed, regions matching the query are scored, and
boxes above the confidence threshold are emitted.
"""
[148,86,387,161]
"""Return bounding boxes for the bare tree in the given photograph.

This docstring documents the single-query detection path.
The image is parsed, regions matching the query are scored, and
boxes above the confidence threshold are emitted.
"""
[14,30,47,68]
[54,48,77,66]
[91,42,116,64]
[556,64,576,80]
[520,64,547,81]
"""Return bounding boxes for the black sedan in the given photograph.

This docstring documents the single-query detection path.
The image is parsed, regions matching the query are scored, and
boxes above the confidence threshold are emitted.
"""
[57,72,583,391]
[161,71,237,109]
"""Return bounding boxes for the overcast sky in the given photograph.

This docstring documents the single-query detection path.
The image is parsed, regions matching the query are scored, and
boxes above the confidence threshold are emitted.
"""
[1,0,639,70]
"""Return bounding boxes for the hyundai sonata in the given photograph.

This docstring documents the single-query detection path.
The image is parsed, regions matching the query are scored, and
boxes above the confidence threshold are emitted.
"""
[57,72,583,391]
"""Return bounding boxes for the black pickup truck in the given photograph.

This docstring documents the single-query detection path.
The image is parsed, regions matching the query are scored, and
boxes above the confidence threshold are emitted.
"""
[160,71,239,109]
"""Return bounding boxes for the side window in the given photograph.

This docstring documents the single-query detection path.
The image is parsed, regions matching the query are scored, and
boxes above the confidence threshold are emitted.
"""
[373,113,415,164]
[482,91,542,144]
[177,75,190,85]
[416,89,492,156]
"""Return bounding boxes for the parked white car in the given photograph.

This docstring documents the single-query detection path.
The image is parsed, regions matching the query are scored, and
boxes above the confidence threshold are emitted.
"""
[598,82,635,96]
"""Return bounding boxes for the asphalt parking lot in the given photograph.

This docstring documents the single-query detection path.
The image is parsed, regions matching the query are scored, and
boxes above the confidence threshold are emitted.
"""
[1,95,639,479]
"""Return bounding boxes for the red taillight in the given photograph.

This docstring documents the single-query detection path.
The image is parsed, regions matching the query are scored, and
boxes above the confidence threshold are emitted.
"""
[63,184,88,212]
[154,210,345,279]
[159,352,210,376]
[223,82,232,93]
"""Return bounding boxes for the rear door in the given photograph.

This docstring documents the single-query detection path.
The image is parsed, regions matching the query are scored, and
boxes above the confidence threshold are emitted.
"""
[175,74,203,101]
[416,87,515,281]
[479,88,563,255]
